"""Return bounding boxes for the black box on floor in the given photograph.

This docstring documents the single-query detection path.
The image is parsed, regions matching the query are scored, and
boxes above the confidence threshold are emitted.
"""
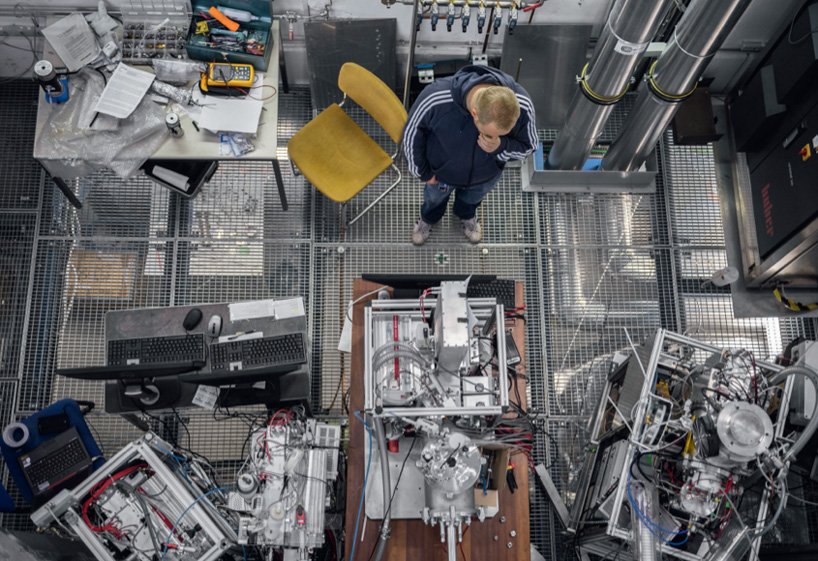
[141,159,218,198]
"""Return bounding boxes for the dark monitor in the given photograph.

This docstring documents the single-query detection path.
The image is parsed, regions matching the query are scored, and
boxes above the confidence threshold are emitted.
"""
[361,273,497,298]
[361,274,517,309]
[179,364,301,386]
[55,361,205,381]
[56,362,204,413]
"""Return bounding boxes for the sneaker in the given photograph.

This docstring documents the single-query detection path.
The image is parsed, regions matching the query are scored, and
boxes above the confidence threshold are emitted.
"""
[461,217,482,243]
[412,219,432,246]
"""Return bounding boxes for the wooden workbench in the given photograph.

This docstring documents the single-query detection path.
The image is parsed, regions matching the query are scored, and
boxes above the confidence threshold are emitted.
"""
[344,279,531,561]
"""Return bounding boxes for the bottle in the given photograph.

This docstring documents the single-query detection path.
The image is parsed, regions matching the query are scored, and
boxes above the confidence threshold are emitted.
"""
[216,6,271,23]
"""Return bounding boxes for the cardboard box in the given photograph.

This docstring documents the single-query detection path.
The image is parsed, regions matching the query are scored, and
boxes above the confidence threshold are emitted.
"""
[474,445,511,517]
[187,1,274,71]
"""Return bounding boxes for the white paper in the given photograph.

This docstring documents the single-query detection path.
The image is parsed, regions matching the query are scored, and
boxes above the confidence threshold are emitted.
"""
[94,64,155,119]
[217,331,263,344]
[338,300,353,354]
[274,297,306,320]
[228,297,305,322]
[42,13,100,72]
[229,300,277,322]
[195,73,264,134]
[192,385,220,409]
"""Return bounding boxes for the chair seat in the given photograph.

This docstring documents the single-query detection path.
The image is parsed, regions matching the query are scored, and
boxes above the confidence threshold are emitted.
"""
[287,104,393,203]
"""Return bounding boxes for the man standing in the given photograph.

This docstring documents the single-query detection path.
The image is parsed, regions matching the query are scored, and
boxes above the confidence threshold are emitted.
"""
[403,65,537,245]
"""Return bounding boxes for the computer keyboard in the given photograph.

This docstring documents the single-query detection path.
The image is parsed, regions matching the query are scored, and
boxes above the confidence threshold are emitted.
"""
[19,427,92,496]
[467,279,517,309]
[209,333,307,373]
[179,332,307,386]
[108,334,206,366]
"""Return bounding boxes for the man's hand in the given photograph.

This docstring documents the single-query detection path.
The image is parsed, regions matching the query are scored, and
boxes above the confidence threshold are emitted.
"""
[428,175,438,184]
[477,132,501,153]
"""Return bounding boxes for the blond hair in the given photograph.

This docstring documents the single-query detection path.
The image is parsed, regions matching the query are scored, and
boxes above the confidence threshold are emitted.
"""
[473,86,520,131]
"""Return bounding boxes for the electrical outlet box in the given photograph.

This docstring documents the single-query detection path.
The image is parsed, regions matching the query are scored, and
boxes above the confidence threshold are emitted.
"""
[472,54,488,66]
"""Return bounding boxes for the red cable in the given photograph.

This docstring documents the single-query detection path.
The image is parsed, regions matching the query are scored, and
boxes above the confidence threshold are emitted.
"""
[393,315,400,382]
[82,464,148,537]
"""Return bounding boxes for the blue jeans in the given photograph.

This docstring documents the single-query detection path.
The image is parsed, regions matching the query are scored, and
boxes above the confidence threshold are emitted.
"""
[420,176,500,224]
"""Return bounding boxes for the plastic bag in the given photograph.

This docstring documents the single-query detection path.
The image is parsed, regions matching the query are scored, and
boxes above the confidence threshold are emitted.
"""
[219,132,255,157]
[35,69,169,179]
[150,80,193,106]
[152,59,206,85]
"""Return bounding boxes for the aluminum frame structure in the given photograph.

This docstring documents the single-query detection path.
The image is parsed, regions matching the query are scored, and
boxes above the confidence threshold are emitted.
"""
[30,432,236,561]
[363,296,509,417]
[568,329,790,561]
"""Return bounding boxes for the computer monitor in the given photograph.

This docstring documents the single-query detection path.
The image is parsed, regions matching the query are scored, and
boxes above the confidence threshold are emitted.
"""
[56,361,205,381]
[361,273,497,298]
[361,274,518,309]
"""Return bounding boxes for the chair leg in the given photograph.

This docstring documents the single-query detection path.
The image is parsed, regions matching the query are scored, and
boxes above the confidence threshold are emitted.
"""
[289,159,301,177]
[348,164,402,226]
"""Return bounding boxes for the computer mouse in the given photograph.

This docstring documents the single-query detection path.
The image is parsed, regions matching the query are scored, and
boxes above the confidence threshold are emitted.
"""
[207,314,223,338]
[182,308,203,331]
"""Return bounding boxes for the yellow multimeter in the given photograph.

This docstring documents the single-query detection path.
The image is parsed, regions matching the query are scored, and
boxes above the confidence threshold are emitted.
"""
[205,62,254,88]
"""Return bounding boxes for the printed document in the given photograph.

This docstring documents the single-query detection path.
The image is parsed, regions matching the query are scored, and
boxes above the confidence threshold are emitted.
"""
[41,13,100,72]
[93,64,156,119]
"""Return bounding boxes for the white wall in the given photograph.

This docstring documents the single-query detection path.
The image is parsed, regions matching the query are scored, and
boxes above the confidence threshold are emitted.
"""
[258,0,613,85]
[0,0,613,83]
[0,0,805,94]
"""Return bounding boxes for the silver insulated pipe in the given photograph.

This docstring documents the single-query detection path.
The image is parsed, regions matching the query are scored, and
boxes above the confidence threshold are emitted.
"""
[602,0,751,171]
[629,480,662,561]
[546,0,670,170]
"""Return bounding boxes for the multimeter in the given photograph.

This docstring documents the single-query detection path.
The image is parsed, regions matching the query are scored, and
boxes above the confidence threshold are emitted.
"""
[205,62,254,88]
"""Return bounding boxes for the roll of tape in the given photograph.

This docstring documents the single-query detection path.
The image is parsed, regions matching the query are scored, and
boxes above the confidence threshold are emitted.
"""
[2,422,30,448]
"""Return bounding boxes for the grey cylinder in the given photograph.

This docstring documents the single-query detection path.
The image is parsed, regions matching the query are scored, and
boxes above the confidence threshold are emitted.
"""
[546,0,670,170]
[630,480,662,561]
[602,0,751,171]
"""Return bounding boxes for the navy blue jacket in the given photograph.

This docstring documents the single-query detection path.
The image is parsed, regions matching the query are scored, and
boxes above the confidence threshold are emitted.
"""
[402,65,537,188]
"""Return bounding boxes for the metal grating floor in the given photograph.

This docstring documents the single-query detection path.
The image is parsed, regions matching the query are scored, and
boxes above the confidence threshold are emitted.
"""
[0,81,816,557]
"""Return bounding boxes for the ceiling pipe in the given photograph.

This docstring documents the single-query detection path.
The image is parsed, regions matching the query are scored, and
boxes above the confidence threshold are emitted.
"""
[601,0,752,171]
[545,0,671,171]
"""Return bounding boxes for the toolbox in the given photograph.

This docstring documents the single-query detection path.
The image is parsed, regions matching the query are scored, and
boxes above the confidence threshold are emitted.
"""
[186,1,274,71]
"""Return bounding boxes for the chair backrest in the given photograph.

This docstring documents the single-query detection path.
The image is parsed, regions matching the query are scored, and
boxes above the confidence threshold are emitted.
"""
[338,62,408,144]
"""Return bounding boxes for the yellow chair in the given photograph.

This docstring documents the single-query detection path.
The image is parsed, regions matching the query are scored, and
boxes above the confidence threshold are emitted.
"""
[288,62,408,225]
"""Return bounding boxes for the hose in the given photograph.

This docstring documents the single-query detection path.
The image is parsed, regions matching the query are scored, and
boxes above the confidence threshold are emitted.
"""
[134,493,163,555]
[754,477,788,536]
[372,349,429,373]
[372,416,392,561]
[768,364,818,463]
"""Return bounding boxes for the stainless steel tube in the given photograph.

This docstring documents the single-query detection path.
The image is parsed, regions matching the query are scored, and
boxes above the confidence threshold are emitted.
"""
[546,0,670,170]
[372,416,392,561]
[769,365,818,463]
[630,480,661,561]
[602,0,751,171]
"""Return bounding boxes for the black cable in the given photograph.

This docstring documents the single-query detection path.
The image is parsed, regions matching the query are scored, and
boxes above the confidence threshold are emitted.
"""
[630,449,655,482]
[508,365,525,412]
[366,438,418,561]
[789,0,818,45]
[0,32,38,84]
[700,387,725,412]
[172,407,192,451]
